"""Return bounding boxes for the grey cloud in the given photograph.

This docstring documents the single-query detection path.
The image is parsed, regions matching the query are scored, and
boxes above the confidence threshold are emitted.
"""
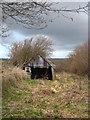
[2,2,88,55]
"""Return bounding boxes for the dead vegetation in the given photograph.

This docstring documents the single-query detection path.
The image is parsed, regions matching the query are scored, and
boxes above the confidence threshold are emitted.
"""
[2,65,28,93]
[2,64,88,118]
[70,41,88,75]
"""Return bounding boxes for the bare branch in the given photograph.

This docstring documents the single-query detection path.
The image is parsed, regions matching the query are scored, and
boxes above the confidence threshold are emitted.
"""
[1,2,88,29]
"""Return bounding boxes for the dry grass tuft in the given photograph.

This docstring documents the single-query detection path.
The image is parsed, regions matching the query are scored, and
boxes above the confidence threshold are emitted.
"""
[2,66,28,93]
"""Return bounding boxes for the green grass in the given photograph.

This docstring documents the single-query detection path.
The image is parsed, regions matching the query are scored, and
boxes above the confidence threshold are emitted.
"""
[25,78,39,85]
[24,109,43,118]
[56,76,59,81]
[2,72,88,118]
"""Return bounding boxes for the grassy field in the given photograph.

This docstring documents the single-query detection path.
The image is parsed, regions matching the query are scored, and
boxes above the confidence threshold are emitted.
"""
[2,64,88,118]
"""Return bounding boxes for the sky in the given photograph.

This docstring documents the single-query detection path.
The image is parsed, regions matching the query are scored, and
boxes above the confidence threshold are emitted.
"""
[0,2,88,58]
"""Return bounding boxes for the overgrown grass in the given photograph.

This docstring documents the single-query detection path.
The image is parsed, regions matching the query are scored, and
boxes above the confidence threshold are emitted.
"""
[2,63,88,118]
[2,66,28,93]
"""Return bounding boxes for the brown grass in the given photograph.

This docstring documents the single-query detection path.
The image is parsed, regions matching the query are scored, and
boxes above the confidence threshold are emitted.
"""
[2,66,28,93]
[2,70,88,118]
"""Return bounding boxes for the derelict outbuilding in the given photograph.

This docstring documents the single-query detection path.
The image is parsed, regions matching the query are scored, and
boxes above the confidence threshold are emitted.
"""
[23,55,56,80]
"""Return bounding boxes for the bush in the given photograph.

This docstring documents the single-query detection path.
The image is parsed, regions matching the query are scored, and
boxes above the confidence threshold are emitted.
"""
[10,36,53,66]
[70,41,88,75]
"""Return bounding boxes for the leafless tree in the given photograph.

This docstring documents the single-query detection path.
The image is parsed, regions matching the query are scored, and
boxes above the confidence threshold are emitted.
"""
[1,2,88,30]
[70,41,88,75]
[0,1,88,47]
[10,35,53,66]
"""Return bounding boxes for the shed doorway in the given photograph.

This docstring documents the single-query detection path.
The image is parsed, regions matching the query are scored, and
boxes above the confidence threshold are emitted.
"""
[31,66,52,80]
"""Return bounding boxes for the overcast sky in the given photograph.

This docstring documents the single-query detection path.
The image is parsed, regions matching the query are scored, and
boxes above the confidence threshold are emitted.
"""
[0,2,88,58]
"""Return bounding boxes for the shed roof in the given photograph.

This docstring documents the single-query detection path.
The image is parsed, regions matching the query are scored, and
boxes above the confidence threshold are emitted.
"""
[23,55,55,69]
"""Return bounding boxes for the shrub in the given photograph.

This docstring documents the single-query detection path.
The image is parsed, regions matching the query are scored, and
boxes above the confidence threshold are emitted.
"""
[10,36,53,66]
[70,41,88,75]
